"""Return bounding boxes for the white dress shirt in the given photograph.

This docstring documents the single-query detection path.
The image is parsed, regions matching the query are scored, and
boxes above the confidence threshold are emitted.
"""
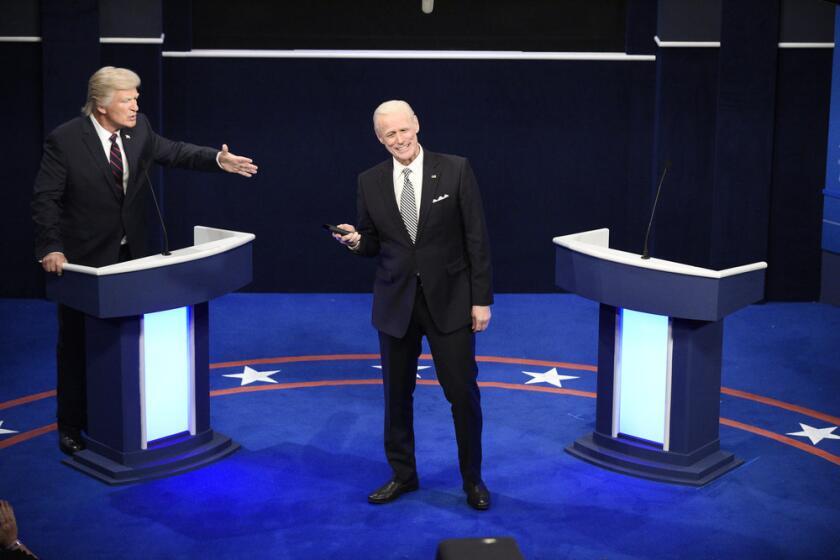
[89,115,129,194]
[392,146,424,216]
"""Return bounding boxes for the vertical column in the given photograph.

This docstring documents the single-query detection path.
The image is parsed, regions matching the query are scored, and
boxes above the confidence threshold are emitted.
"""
[708,0,780,271]
[40,0,99,134]
[649,0,721,267]
[98,0,165,251]
[767,0,833,300]
[822,7,840,305]
[651,0,780,271]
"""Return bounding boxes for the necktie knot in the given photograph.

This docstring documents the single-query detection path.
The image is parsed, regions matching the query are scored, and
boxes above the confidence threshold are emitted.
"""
[109,133,118,144]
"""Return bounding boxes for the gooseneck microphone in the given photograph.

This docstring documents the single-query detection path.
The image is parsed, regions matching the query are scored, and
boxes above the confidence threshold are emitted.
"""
[143,168,171,256]
[641,161,670,260]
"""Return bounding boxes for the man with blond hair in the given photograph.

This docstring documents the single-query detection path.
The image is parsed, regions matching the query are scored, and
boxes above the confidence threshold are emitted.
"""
[333,100,493,510]
[31,66,258,456]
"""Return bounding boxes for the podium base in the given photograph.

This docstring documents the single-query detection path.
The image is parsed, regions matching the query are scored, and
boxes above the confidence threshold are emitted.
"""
[565,432,743,486]
[62,432,240,485]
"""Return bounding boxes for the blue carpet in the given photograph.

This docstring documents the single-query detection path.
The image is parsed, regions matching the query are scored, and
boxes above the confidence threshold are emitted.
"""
[1,294,839,559]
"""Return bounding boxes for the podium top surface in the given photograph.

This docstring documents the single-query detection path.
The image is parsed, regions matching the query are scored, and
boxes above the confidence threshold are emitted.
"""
[47,226,255,318]
[553,229,767,278]
[553,228,767,321]
[61,226,255,277]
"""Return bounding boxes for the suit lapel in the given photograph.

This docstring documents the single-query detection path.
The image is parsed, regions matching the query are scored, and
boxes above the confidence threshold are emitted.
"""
[122,126,142,204]
[81,118,122,203]
[379,160,414,245]
[416,151,441,242]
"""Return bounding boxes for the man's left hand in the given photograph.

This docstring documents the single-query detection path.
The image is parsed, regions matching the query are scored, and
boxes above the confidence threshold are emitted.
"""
[218,144,258,177]
[471,305,491,333]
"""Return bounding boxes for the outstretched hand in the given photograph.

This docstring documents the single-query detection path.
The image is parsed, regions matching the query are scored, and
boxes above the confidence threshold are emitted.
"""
[218,144,258,177]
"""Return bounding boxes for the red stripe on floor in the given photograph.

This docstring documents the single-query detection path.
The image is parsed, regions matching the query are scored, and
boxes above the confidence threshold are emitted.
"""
[720,417,840,467]
[0,423,57,449]
[0,390,56,410]
[721,387,840,426]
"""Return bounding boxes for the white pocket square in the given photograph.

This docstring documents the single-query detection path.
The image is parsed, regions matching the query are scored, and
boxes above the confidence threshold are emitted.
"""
[432,194,449,204]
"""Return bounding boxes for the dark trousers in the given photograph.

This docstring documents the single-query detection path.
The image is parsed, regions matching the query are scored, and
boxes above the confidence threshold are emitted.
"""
[55,243,132,432]
[56,304,86,430]
[378,285,483,485]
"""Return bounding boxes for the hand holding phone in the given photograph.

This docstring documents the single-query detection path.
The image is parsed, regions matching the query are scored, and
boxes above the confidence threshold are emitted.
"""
[322,224,352,236]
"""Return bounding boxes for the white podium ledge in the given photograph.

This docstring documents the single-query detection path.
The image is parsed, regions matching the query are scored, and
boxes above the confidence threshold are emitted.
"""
[553,228,766,279]
[62,226,255,277]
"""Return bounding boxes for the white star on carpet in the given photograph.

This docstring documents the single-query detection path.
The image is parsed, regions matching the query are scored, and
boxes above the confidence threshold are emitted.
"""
[0,421,18,436]
[373,364,431,378]
[522,367,579,388]
[786,423,840,445]
[223,366,280,386]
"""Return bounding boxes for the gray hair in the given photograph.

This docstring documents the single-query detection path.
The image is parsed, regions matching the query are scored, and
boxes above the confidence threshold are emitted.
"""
[81,66,141,116]
[373,100,415,134]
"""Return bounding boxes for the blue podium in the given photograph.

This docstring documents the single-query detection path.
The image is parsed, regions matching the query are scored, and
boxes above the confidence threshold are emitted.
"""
[554,229,767,485]
[46,226,254,484]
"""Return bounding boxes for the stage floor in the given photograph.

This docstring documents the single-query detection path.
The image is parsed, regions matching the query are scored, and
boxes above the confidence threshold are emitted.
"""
[1,294,838,559]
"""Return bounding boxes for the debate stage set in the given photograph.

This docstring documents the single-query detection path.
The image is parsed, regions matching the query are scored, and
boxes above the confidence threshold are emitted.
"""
[2,1,840,559]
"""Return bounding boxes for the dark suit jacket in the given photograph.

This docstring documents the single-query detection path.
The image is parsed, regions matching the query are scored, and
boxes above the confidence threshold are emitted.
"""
[355,151,493,338]
[31,113,220,267]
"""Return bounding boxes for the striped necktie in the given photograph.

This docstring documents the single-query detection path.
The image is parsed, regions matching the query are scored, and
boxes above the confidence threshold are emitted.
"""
[109,133,125,201]
[400,168,418,243]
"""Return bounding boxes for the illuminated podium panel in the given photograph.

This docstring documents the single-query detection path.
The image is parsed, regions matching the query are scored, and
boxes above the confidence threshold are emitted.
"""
[554,229,766,486]
[46,226,254,484]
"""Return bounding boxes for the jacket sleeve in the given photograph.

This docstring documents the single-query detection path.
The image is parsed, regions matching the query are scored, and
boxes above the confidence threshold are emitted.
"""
[31,132,68,260]
[144,115,221,172]
[458,158,494,306]
[353,175,381,258]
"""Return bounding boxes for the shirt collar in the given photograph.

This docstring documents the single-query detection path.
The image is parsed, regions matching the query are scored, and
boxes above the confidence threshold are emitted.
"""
[89,114,119,143]
[393,145,424,178]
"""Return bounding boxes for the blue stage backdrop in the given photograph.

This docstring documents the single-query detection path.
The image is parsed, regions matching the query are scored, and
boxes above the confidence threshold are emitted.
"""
[0,0,834,300]
[159,56,656,293]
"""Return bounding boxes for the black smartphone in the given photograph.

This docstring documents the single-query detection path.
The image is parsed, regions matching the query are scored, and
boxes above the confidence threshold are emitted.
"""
[322,224,352,236]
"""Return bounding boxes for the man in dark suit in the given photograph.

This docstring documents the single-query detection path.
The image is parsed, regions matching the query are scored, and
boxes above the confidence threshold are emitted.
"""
[31,66,257,456]
[334,100,493,510]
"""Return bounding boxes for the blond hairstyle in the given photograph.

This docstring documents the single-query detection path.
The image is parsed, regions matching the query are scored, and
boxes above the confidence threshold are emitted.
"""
[372,100,415,134]
[81,66,141,116]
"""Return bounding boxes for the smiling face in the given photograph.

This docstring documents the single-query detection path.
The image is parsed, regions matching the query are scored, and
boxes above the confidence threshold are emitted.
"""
[96,88,139,132]
[374,106,420,166]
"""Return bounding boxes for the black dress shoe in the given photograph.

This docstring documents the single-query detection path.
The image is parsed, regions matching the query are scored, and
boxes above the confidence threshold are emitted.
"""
[58,429,85,455]
[367,477,419,504]
[464,481,491,510]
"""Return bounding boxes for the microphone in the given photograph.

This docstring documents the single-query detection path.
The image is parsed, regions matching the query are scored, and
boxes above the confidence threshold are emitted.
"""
[143,167,171,256]
[641,161,670,260]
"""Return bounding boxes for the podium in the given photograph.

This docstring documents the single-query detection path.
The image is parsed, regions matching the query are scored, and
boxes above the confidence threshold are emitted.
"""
[554,229,767,485]
[46,226,254,484]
